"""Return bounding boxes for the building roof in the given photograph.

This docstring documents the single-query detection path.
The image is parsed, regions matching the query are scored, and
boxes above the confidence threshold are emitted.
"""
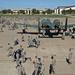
[57,5,75,9]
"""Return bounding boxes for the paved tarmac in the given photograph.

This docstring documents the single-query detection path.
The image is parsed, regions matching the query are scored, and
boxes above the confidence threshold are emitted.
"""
[0,17,75,75]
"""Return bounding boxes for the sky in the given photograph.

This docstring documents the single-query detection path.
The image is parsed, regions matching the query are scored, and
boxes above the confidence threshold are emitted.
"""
[0,0,75,10]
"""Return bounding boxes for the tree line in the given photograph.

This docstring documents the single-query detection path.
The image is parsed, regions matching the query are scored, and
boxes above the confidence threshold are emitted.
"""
[32,9,54,14]
[62,8,75,15]
[0,9,54,15]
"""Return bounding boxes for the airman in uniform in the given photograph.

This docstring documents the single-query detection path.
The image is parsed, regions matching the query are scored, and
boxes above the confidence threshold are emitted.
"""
[68,48,73,64]
[72,27,75,33]
[22,25,26,33]
[12,37,19,46]
[27,36,32,47]
[38,58,44,65]
[12,50,16,61]
[62,31,65,40]
[16,61,26,75]
[20,45,24,52]
[21,34,24,42]
[39,63,45,75]
[33,61,39,75]
[69,28,72,36]
[51,55,56,74]
[43,30,46,36]
[35,37,38,48]
[21,49,26,62]
[35,37,40,47]
[1,26,3,32]
[16,51,20,66]
[71,27,75,38]
[7,43,13,56]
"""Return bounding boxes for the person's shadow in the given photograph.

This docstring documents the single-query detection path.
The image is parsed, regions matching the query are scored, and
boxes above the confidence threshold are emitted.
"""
[66,58,71,64]
[24,57,32,62]
[49,64,53,74]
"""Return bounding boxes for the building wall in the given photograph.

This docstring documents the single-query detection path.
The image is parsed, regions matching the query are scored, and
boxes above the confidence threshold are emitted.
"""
[54,9,59,14]
[60,8,64,14]
[54,9,57,14]
[65,8,71,10]
[71,7,75,10]
[54,6,75,14]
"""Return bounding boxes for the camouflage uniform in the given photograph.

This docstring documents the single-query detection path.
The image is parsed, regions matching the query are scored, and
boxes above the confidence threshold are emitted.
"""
[33,61,39,75]
[12,50,16,61]
[43,30,46,36]
[68,49,73,64]
[38,57,44,65]
[51,56,56,74]
[62,31,65,40]
[7,43,13,56]
[17,65,26,75]
[39,64,45,75]
[1,26,3,32]
[21,34,24,42]
[12,37,19,46]
[16,52,20,66]
[35,37,40,48]
[27,36,32,47]
[21,50,26,62]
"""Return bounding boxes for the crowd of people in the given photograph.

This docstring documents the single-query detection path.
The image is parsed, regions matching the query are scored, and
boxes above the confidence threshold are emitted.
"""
[27,36,40,48]
[68,27,75,39]
[0,16,74,75]
[6,31,45,75]
[7,39,74,75]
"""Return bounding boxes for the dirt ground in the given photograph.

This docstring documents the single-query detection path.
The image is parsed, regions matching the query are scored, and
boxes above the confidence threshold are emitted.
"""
[0,17,75,75]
